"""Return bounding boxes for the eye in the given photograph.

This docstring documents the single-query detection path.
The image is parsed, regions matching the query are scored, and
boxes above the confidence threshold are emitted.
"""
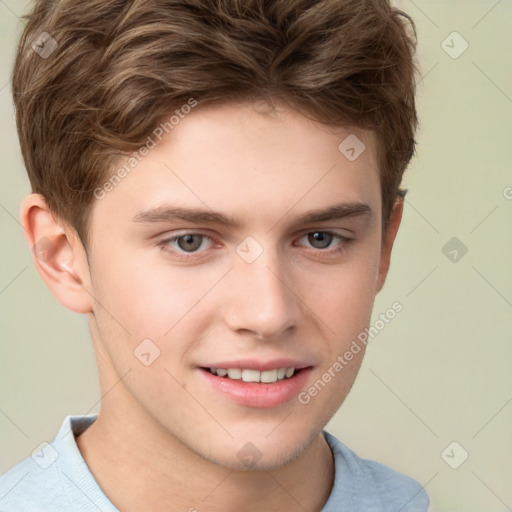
[162,233,214,254]
[306,231,334,249]
[159,229,352,261]
[298,231,351,251]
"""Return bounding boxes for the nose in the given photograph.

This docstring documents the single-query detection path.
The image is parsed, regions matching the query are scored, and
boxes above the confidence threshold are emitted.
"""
[223,246,300,340]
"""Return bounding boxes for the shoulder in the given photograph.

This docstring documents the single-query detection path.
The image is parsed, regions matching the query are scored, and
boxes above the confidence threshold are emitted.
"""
[0,415,116,512]
[0,450,72,511]
[323,431,430,512]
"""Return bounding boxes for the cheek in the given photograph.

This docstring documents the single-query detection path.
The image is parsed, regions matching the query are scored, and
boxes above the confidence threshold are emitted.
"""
[306,252,379,334]
[89,247,224,367]
[93,247,200,327]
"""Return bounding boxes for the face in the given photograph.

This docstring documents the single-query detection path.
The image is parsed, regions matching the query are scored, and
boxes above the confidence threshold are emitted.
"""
[85,100,386,469]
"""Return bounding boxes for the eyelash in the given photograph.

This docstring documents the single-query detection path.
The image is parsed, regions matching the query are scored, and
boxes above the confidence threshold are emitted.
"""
[159,231,353,261]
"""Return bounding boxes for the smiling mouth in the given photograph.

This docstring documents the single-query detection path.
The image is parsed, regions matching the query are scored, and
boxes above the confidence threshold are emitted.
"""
[201,367,301,384]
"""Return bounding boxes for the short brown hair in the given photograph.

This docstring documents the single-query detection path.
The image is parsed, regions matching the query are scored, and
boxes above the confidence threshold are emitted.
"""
[12,0,418,244]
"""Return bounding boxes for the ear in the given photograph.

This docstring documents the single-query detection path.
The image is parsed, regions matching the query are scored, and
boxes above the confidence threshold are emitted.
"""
[20,193,93,314]
[375,197,404,294]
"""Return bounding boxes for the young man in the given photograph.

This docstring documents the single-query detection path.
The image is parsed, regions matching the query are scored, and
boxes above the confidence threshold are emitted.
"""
[1,0,429,510]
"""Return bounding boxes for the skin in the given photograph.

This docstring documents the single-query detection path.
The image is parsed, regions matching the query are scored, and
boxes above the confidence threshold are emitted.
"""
[21,100,403,512]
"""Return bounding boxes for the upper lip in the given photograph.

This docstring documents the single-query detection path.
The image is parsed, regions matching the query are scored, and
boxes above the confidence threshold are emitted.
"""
[198,359,313,371]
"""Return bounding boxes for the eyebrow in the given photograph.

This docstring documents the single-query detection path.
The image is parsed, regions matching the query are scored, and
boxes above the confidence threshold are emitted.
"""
[132,201,373,228]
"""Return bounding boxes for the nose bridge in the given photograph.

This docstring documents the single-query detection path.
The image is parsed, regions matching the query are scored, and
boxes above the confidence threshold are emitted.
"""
[225,239,299,338]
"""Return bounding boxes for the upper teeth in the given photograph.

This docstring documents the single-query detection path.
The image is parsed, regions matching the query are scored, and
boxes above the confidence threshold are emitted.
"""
[210,367,296,383]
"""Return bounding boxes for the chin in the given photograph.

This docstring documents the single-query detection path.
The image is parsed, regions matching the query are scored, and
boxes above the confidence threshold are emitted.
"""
[205,442,311,472]
[193,422,323,472]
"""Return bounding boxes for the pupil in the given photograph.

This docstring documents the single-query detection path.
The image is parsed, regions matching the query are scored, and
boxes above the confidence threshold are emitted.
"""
[178,234,202,252]
[309,232,332,249]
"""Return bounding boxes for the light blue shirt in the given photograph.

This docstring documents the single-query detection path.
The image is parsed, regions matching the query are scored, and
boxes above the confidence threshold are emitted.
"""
[0,415,429,511]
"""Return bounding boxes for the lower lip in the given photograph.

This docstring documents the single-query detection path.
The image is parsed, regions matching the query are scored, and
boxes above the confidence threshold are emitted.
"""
[198,368,312,408]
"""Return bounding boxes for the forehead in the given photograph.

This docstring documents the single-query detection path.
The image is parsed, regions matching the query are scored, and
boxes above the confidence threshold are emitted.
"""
[90,101,381,231]
[163,100,378,170]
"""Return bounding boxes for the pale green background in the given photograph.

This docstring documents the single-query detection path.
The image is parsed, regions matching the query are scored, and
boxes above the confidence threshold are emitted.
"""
[1,1,511,510]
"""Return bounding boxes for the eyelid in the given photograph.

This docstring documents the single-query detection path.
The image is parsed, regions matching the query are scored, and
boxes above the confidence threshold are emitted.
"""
[160,228,350,244]
[295,227,352,238]
[161,231,217,247]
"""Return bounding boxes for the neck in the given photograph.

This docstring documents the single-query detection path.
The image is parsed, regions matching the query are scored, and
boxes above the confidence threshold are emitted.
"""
[76,385,334,512]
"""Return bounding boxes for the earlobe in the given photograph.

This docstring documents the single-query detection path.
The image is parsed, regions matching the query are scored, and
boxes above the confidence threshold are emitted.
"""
[20,193,93,314]
[375,197,404,294]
